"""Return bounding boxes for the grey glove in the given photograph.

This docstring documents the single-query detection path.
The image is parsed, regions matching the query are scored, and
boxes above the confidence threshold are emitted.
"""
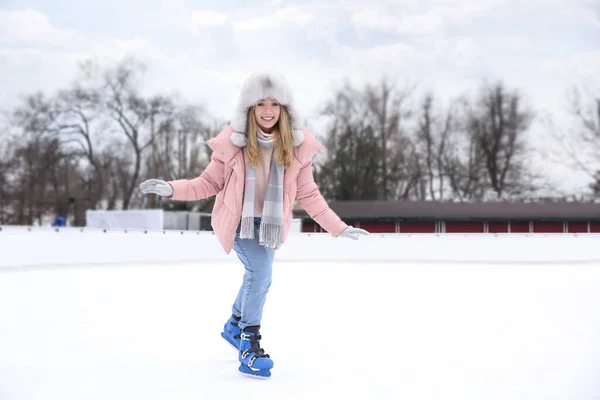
[338,225,369,240]
[140,179,174,197]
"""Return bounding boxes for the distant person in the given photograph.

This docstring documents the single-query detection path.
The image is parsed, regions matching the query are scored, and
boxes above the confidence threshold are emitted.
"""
[140,72,368,378]
[51,216,66,227]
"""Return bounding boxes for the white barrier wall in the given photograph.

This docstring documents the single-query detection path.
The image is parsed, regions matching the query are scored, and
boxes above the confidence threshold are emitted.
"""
[85,210,303,232]
[1,226,600,268]
[86,209,164,230]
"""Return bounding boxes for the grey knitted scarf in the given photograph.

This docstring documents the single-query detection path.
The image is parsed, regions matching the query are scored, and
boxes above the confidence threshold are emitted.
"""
[240,132,284,248]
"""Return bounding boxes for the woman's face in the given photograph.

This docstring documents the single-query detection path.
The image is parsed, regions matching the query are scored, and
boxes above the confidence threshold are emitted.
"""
[254,98,280,133]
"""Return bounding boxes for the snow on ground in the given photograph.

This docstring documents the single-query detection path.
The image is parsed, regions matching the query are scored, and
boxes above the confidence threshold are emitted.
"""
[1,257,600,400]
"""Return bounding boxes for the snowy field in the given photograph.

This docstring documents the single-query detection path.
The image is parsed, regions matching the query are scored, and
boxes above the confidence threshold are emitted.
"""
[1,228,600,399]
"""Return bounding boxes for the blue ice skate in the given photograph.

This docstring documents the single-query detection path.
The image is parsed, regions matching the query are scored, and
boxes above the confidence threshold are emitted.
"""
[238,326,274,379]
[220,314,241,350]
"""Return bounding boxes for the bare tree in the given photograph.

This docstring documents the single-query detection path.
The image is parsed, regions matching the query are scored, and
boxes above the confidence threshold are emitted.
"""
[554,85,600,197]
[413,93,454,200]
[315,82,383,200]
[10,86,105,221]
[98,58,176,209]
[364,79,415,200]
[9,135,70,225]
[97,140,133,210]
[52,81,104,208]
[315,79,416,201]
[141,104,220,211]
[151,104,213,181]
[465,82,535,199]
[0,117,13,223]
[436,94,487,201]
[4,56,215,225]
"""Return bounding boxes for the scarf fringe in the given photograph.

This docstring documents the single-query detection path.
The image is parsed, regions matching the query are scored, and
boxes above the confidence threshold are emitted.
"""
[240,216,255,239]
[259,222,283,249]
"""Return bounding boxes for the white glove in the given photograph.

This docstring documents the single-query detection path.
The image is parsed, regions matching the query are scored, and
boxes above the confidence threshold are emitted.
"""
[338,226,369,240]
[140,179,174,197]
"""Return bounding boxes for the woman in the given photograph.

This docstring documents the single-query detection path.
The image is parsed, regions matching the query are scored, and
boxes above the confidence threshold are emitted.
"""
[140,71,368,378]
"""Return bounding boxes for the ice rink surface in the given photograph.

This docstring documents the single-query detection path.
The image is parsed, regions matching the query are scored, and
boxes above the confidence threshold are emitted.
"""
[1,258,600,400]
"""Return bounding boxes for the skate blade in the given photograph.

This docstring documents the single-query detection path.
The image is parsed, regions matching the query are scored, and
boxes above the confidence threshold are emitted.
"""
[238,364,271,379]
[238,369,271,379]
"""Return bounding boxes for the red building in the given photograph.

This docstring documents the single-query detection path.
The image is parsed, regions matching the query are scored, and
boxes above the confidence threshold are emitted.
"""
[293,200,600,234]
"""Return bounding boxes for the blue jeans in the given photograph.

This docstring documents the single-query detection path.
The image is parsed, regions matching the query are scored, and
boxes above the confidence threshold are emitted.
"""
[231,217,275,330]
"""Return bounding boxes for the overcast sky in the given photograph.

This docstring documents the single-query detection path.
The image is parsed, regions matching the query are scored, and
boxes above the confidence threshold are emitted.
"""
[1,0,599,193]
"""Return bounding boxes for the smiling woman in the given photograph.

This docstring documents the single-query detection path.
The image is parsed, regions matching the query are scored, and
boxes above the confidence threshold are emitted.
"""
[139,71,369,378]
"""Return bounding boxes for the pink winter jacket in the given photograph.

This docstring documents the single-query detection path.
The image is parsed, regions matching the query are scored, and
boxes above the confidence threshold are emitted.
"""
[167,125,348,254]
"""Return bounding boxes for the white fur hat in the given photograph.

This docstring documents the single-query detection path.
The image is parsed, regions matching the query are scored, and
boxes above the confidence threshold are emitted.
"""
[231,71,302,135]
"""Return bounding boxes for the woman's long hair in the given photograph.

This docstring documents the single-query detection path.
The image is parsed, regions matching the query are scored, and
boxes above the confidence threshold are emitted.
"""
[245,105,294,169]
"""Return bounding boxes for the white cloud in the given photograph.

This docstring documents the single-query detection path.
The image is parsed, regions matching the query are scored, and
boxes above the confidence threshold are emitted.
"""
[0,9,83,46]
[541,50,600,84]
[339,43,418,72]
[91,37,170,64]
[453,38,480,67]
[188,10,228,36]
[0,36,172,77]
[231,6,314,32]
[227,5,328,64]
[161,0,186,9]
[563,5,600,29]
[348,0,503,36]
[428,37,483,66]
[482,35,535,51]
[350,9,444,36]
[0,48,82,107]
[193,36,219,60]
[0,8,178,107]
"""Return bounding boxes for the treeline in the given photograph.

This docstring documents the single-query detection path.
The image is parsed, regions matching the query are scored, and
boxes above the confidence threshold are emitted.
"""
[315,80,538,202]
[0,57,598,226]
[315,79,600,203]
